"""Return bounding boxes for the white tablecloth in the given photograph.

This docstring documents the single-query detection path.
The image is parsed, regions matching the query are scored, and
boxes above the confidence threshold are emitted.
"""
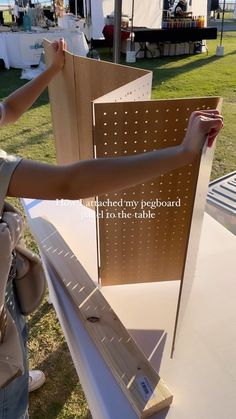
[58,16,78,30]
[0,29,88,69]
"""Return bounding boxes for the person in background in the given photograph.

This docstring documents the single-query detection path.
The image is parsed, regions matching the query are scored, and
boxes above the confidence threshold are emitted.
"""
[0,39,223,419]
[174,0,192,18]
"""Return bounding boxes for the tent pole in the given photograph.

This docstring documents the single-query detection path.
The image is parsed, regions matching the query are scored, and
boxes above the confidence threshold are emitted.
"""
[75,0,78,18]
[113,0,122,63]
[220,0,226,46]
[130,0,134,50]
[216,0,225,55]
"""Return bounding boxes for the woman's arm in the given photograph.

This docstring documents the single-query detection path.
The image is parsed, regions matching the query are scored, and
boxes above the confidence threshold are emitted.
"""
[8,111,223,200]
[1,39,65,126]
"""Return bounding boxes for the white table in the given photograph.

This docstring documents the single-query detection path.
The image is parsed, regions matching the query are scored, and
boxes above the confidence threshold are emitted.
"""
[0,28,88,69]
[58,15,78,30]
[23,198,236,419]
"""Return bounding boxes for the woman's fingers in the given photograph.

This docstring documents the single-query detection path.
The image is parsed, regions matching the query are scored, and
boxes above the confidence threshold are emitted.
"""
[58,37,66,51]
[51,38,66,53]
[198,115,224,147]
[51,40,58,52]
[184,111,223,154]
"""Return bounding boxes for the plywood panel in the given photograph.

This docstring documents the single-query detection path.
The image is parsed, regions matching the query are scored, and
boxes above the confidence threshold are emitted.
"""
[31,216,173,418]
[94,97,220,286]
[171,98,222,355]
[44,40,151,164]
[44,41,80,164]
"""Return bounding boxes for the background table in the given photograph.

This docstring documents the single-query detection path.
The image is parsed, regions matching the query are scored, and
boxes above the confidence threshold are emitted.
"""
[0,29,88,69]
[132,27,218,43]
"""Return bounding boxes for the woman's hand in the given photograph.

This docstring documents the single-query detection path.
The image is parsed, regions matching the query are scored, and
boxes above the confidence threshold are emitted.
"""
[50,38,67,72]
[182,110,223,158]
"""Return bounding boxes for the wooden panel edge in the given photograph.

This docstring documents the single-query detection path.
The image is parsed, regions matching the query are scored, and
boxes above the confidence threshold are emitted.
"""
[29,216,173,418]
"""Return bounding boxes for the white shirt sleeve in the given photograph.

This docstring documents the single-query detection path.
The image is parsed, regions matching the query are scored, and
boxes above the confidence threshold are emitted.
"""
[0,149,23,214]
[0,103,6,126]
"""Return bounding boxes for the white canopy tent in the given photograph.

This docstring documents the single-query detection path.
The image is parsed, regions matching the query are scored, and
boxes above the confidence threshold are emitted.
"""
[81,0,209,40]
[83,0,163,40]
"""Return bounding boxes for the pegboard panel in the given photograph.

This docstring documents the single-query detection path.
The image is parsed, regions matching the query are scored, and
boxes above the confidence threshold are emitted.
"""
[74,57,151,162]
[94,72,152,105]
[94,97,220,286]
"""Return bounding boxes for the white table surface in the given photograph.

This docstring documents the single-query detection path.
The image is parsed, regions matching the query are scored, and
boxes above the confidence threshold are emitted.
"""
[23,199,236,419]
[0,28,88,69]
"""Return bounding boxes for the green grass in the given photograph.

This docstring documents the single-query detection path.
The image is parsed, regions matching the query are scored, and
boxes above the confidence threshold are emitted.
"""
[99,33,236,179]
[0,30,236,418]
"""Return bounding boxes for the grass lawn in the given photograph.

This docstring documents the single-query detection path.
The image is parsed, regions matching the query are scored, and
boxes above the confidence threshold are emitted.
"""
[0,30,236,418]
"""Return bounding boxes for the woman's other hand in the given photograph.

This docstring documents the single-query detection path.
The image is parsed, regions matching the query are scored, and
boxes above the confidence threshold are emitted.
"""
[50,38,67,72]
[182,110,223,158]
